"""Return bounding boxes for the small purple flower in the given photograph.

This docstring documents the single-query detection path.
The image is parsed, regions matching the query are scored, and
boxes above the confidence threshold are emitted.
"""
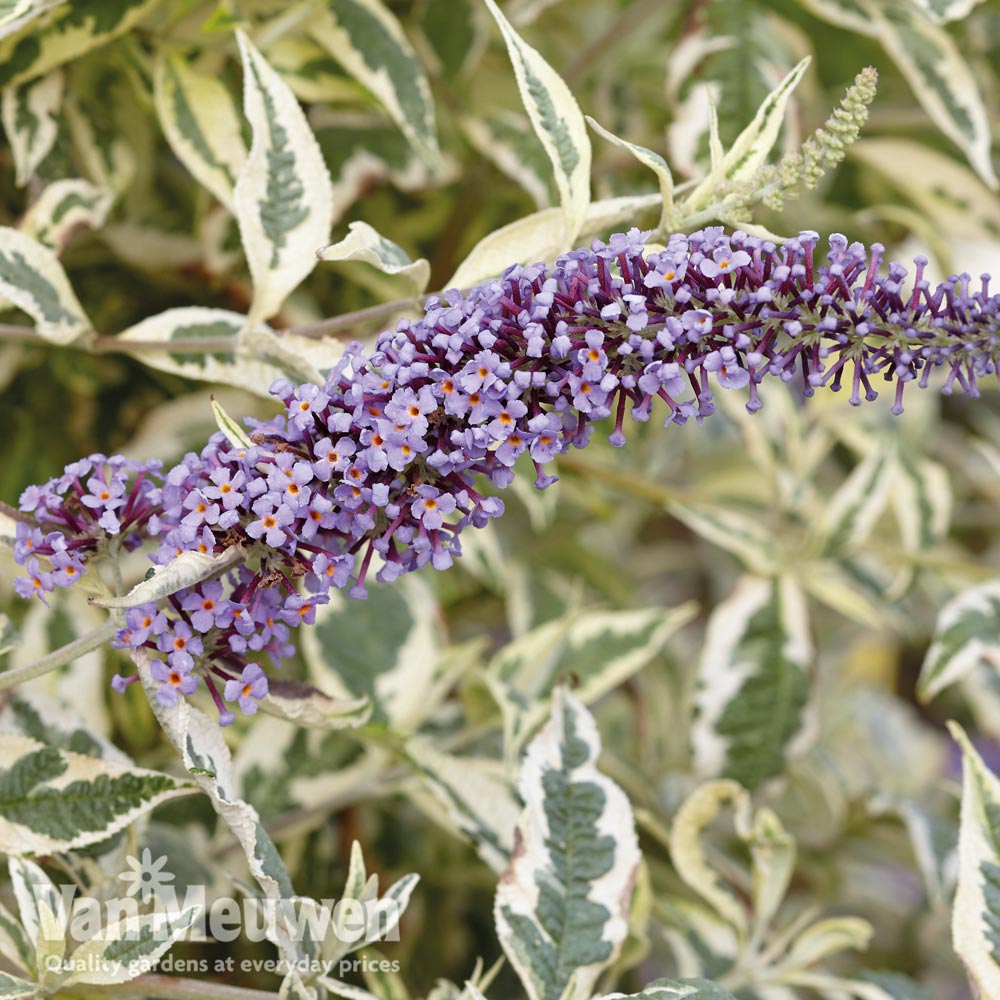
[412,487,457,531]
[224,663,268,716]
[203,469,246,510]
[150,659,199,707]
[50,549,86,588]
[279,593,329,627]
[680,309,714,340]
[700,246,751,279]
[181,581,232,633]
[459,350,505,393]
[312,437,355,481]
[13,523,45,564]
[14,558,54,604]
[704,346,750,389]
[182,490,221,528]
[289,384,329,431]
[157,621,203,671]
[80,475,125,512]
[246,499,294,547]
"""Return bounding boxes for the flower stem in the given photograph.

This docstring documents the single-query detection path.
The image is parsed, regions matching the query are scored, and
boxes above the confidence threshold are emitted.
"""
[0,620,116,693]
[281,295,425,340]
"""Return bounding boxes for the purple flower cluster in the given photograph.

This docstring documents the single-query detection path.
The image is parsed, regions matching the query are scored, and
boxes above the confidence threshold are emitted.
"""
[12,454,164,604]
[11,229,1000,723]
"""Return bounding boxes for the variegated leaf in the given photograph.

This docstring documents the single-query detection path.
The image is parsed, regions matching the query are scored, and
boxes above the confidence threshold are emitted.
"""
[20,179,112,252]
[0,227,90,343]
[94,547,243,610]
[799,558,894,630]
[447,193,661,288]
[0,690,126,763]
[419,0,487,79]
[0,894,34,978]
[5,589,115,736]
[495,689,640,1000]
[154,51,246,210]
[850,971,934,1000]
[280,968,321,1000]
[691,576,813,790]
[234,31,334,323]
[233,715,383,817]
[0,0,158,89]
[897,801,959,912]
[816,446,896,555]
[483,0,590,240]
[135,649,301,959]
[318,220,431,293]
[403,738,520,872]
[667,501,780,574]
[669,780,751,935]
[598,980,737,1000]
[362,950,410,1000]
[115,306,309,396]
[265,35,367,105]
[64,96,136,196]
[260,677,371,730]
[889,450,952,594]
[918,581,1000,701]
[100,224,202,271]
[315,113,441,224]
[0,67,63,185]
[849,139,1000,244]
[211,395,252,450]
[656,897,739,982]
[688,56,810,208]
[586,116,673,229]
[780,916,873,968]
[0,732,194,856]
[948,722,1000,998]
[875,2,996,188]
[723,55,810,182]
[0,614,18,658]
[912,0,986,21]
[488,604,696,760]
[462,110,557,210]
[309,0,442,171]
[285,843,418,968]
[302,576,444,732]
[8,856,59,968]
[0,970,37,997]
[448,206,564,289]
[61,904,201,986]
[240,326,329,386]
[747,806,795,933]
[0,1,63,43]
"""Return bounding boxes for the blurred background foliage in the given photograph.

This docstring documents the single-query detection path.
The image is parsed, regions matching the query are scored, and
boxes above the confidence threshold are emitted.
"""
[0,1,999,998]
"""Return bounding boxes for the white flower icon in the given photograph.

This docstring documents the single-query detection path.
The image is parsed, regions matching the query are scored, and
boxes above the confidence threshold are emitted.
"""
[119,849,175,902]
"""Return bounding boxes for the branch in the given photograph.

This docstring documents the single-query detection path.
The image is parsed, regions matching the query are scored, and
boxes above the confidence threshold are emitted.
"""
[0,620,116,693]
[280,294,425,339]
